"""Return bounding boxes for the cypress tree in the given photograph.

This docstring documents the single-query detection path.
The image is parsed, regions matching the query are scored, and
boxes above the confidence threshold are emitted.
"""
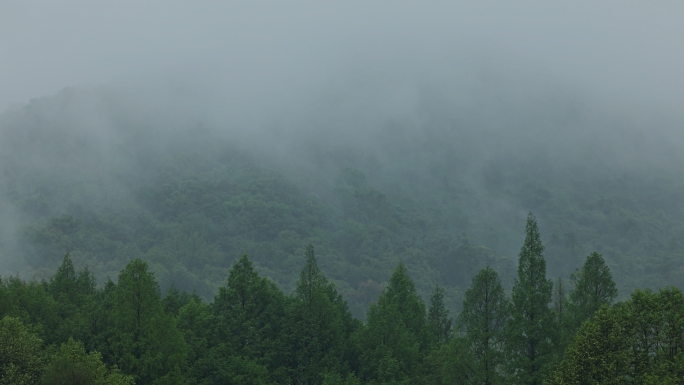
[505,213,554,385]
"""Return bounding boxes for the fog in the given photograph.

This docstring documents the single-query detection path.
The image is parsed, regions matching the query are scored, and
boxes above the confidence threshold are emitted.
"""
[2,1,683,112]
[3,1,684,180]
[1,1,684,303]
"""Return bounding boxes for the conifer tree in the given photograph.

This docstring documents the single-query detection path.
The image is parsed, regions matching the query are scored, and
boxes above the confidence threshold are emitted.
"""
[211,255,286,370]
[1,276,59,345]
[289,245,351,385]
[553,277,567,330]
[552,277,572,362]
[358,262,427,383]
[86,278,116,365]
[48,253,97,346]
[568,252,617,329]
[161,284,183,317]
[427,284,452,346]
[50,253,78,302]
[384,262,427,342]
[111,258,187,384]
[176,298,216,384]
[459,266,510,385]
[505,213,554,385]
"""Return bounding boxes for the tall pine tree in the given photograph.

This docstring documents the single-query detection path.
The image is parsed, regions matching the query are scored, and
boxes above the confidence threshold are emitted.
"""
[505,213,554,385]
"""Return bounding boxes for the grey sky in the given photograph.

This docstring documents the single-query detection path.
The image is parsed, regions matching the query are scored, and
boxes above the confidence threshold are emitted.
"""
[1,0,683,117]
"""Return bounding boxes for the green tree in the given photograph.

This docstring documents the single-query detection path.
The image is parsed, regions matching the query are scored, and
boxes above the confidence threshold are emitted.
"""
[505,213,554,385]
[322,371,361,385]
[1,276,59,343]
[622,288,679,383]
[357,262,426,384]
[549,287,684,384]
[192,345,274,385]
[0,279,9,318]
[425,337,477,385]
[176,297,215,383]
[546,306,628,385]
[41,338,133,385]
[568,252,618,329]
[85,278,116,366]
[49,253,78,302]
[552,277,571,362]
[427,285,452,346]
[459,266,510,385]
[0,316,44,385]
[49,253,96,305]
[48,253,97,345]
[650,287,684,382]
[209,254,287,383]
[110,258,187,385]
[161,285,183,317]
[288,244,352,385]
[384,262,428,346]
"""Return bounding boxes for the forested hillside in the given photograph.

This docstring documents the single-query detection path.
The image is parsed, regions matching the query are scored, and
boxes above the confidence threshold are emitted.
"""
[2,216,684,384]
[2,1,683,383]
[1,87,683,317]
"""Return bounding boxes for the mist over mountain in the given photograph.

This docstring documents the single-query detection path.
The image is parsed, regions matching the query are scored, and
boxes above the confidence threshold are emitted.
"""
[2,75,683,317]
[1,1,683,317]
[4,4,684,383]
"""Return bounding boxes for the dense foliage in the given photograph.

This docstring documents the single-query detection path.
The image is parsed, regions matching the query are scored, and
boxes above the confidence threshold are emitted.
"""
[2,88,684,320]
[1,88,684,383]
[1,214,683,384]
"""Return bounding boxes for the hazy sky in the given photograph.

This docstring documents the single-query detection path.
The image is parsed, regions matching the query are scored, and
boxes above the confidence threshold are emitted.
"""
[1,1,683,117]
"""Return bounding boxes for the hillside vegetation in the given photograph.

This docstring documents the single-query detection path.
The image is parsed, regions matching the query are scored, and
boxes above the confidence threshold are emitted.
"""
[1,221,683,384]
[1,87,683,317]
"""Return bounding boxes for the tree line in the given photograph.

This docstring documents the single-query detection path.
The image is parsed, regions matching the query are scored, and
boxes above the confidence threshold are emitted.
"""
[1,213,682,384]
